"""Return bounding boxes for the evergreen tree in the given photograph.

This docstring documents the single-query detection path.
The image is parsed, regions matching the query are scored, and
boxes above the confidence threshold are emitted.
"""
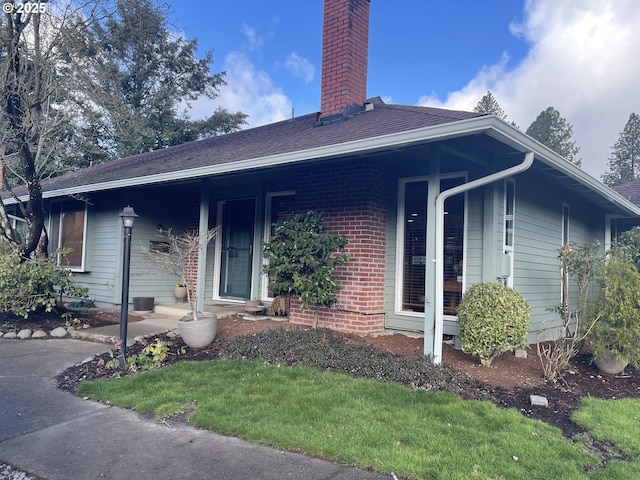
[473,91,518,128]
[602,113,640,187]
[474,91,508,119]
[526,107,581,167]
[69,0,247,164]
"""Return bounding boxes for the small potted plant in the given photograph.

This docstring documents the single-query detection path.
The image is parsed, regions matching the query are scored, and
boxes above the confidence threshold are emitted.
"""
[143,227,219,348]
[174,283,187,302]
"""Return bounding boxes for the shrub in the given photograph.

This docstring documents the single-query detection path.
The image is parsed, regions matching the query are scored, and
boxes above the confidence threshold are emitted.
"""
[537,242,603,383]
[616,226,640,271]
[262,211,348,328]
[0,251,88,318]
[590,254,640,368]
[457,282,531,366]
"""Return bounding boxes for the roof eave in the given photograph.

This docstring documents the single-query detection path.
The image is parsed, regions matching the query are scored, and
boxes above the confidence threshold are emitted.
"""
[483,116,640,216]
[38,116,498,200]
[32,114,640,217]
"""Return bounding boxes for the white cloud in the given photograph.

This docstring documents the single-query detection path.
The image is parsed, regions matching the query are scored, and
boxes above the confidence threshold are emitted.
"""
[284,52,315,84]
[242,23,263,50]
[188,52,292,128]
[418,0,640,180]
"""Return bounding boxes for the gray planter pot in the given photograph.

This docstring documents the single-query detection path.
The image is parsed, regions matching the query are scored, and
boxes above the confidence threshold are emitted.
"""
[177,312,217,349]
[594,348,629,375]
[132,297,154,312]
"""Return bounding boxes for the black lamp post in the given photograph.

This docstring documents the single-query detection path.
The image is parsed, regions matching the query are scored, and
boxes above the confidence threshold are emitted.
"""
[118,206,138,369]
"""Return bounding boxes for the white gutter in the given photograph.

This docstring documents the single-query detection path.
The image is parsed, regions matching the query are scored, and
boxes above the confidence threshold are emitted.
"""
[431,151,535,364]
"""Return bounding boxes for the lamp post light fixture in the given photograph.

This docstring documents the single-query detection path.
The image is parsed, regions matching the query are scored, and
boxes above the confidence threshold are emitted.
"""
[118,206,138,369]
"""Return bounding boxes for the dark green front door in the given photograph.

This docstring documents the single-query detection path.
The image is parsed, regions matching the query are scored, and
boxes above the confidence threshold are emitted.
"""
[219,198,255,299]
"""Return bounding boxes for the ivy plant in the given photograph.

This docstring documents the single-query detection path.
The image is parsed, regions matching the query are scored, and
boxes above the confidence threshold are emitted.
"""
[262,211,349,328]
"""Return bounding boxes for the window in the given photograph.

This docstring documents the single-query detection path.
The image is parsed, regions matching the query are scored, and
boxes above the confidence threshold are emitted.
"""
[50,202,87,270]
[503,180,516,287]
[611,218,639,241]
[401,181,428,312]
[562,203,570,245]
[504,180,515,250]
[266,192,295,237]
[561,203,571,305]
[397,176,465,314]
[441,177,465,315]
[262,192,295,299]
[0,214,27,253]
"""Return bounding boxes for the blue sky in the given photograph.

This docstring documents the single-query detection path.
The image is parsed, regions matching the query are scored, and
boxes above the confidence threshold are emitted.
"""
[169,1,640,180]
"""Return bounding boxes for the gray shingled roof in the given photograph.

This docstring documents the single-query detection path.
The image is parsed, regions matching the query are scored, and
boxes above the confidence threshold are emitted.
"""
[40,97,483,194]
[612,179,640,207]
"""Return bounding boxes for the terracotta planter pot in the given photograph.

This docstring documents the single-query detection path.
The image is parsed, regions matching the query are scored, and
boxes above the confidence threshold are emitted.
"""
[594,348,629,375]
[177,312,217,348]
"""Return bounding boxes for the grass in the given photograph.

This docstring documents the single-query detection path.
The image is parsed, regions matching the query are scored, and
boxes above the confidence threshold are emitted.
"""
[572,398,640,479]
[77,329,640,479]
[80,358,609,480]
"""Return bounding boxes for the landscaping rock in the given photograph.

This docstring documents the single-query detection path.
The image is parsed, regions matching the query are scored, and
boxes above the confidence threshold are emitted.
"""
[32,330,48,338]
[530,394,549,407]
[3,332,17,339]
[17,329,33,339]
[50,327,68,338]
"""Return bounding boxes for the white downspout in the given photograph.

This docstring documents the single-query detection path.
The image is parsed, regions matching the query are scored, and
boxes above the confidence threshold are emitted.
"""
[431,151,534,364]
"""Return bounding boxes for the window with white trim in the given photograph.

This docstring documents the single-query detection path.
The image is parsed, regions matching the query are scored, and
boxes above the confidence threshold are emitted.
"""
[562,203,570,246]
[503,180,515,287]
[262,192,295,299]
[49,201,87,270]
[397,176,465,314]
[561,202,571,305]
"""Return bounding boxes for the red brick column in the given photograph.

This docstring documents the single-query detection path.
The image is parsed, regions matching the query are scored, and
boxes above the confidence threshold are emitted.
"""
[292,160,386,335]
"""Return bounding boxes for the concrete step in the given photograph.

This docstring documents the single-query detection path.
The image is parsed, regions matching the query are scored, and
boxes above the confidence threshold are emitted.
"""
[153,302,247,318]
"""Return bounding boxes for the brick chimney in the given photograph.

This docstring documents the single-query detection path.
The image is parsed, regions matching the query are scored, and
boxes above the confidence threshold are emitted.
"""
[320,0,370,119]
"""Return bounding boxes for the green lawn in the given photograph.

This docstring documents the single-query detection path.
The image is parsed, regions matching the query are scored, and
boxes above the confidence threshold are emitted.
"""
[77,358,640,480]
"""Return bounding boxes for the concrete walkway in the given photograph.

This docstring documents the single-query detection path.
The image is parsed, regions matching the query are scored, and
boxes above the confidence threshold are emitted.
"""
[70,303,247,345]
[0,317,395,480]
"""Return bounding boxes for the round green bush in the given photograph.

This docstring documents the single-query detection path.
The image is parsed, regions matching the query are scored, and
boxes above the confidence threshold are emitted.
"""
[457,282,531,366]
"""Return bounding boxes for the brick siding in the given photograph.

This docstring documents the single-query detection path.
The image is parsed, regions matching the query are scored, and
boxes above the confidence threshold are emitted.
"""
[291,159,386,334]
[321,0,370,116]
